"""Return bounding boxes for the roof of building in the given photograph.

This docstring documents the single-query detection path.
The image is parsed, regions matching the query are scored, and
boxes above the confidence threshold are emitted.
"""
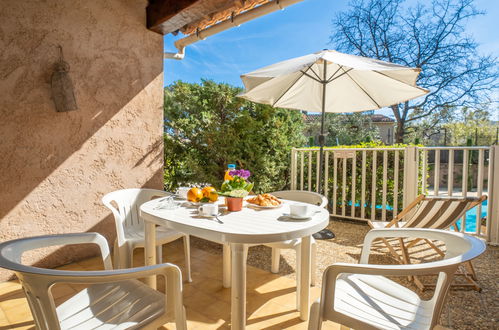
[370,114,396,123]
[303,113,395,123]
[147,0,271,35]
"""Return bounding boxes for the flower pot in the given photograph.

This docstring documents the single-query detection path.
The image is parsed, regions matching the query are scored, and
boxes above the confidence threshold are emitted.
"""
[226,197,243,212]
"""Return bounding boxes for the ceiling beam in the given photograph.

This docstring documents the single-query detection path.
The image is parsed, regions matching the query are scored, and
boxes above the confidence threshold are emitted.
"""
[146,0,238,35]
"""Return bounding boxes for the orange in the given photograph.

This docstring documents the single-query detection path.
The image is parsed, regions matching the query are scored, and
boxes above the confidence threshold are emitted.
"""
[187,187,203,202]
[208,190,219,202]
[202,186,216,197]
[202,186,218,202]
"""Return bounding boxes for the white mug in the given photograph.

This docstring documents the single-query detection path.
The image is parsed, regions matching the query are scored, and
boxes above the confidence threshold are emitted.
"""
[289,203,311,218]
[177,187,190,199]
[198,203,218,217]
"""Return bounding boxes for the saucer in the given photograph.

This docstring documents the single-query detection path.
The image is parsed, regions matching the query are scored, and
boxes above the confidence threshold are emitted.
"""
[282,213,313,220]
[198,213,218,218]
[288,214,312,220]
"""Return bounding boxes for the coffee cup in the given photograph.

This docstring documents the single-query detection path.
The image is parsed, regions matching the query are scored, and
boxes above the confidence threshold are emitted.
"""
[198,203,218,217]
[177,187,190,199]
[289,203,311,218]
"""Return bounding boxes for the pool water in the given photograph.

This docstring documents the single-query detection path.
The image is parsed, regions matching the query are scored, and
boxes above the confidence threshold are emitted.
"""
[454,200,488,233]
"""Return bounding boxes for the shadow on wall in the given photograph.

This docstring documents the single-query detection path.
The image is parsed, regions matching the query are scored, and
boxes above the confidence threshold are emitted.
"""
[0,1,163,221]
[0,0,164,281]
[6,169,164,281]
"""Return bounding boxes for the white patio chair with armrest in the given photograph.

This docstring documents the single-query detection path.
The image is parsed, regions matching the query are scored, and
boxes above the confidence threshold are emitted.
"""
[0,232,187,330]
[223,190,327,310]
[308,228,486,330]
[368,194,486,291]
[265,190,328,283]
[103,188,192,282]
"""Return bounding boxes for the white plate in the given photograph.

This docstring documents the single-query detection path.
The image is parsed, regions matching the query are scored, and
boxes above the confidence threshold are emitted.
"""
[246,203,283,209]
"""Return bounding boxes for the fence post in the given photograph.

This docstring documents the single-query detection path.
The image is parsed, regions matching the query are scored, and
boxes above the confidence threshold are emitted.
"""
[403,146,419,209]
[487,145,499,245]
[290,148,297,190]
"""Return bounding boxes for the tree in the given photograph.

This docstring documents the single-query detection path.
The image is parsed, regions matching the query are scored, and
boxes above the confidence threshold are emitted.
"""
[163,80,306,193]
[442,105,498,145]
[330,0,498,142]
[304,112,380,146]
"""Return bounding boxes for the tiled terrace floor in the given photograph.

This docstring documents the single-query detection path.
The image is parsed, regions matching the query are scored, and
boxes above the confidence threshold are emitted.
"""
[0,241,340,330]
[0,220,497,329]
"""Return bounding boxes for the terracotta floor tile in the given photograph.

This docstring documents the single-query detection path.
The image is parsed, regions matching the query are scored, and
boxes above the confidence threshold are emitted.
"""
[51,283,76,299]
[0,307,9,327]
[187,309,228,330]
[183,289,220,311]
[1,299,32,325]
[53,293,75,306]
[0,280,22,299]
[247,301,303,329]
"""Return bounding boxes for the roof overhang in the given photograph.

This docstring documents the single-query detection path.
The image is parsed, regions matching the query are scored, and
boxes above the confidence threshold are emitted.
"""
[147,0,271,35]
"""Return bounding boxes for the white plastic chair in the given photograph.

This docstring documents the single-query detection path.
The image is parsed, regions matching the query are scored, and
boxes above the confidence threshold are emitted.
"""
[222,190,327,310]
[103,188,192,282]
[265,190,328,283]
[308,228,486,330]
[0,232,187,330]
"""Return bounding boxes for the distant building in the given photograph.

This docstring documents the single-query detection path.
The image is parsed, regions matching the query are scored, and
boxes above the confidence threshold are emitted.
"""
[303,113,395,145]
[370,114,395,144]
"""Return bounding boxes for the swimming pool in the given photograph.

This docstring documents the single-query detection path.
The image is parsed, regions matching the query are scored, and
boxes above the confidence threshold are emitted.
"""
[455,200,488,233]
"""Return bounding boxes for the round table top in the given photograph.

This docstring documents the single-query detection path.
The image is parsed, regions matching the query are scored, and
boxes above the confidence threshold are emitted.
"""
[140,197,330,244]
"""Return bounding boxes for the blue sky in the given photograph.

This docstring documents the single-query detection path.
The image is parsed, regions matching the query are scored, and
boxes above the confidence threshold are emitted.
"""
[163,0,499,117]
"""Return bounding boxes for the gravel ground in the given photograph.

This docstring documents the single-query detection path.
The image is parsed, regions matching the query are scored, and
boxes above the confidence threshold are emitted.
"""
[190,219,498,329]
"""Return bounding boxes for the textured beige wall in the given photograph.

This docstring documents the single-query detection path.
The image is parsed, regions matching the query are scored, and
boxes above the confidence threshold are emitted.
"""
[0,1,164,280]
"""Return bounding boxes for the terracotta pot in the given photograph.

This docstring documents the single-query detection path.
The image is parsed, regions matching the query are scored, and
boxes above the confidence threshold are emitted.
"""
[226,197,243,212]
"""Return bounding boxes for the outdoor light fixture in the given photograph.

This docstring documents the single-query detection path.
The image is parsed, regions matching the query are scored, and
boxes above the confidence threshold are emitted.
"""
[51,45,78,112]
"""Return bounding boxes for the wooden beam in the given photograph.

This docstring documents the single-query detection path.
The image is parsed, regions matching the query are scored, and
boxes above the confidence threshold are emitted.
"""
[146,0,238,35]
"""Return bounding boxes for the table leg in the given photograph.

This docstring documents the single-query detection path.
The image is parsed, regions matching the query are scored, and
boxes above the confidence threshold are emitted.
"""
[231,243,247,330]
[223,243,231,288]
[144,222,157,289]
[299,235,311,321]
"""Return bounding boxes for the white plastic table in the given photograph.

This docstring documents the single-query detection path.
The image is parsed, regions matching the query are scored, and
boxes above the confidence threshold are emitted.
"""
[140,198,329,330]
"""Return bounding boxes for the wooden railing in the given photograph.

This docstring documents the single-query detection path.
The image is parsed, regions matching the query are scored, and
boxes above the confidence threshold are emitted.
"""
[290,145,499,244]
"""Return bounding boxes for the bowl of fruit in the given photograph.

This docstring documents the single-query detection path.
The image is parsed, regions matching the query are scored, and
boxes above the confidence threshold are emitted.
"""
[187,186,219,205]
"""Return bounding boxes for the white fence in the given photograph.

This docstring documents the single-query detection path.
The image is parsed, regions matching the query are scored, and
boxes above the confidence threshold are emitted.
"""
[290,145,499,244]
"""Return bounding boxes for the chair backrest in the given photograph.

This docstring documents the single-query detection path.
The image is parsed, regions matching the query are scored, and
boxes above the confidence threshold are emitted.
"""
[361,228,486,264]
[271,190,328,208]
[321,228,486,330]
[102,188,169,243]
[0,233,113,330]
[403,195,486,229]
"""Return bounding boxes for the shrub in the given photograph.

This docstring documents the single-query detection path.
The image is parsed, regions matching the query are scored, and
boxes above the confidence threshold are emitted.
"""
[296,141,425,219]
[164,80,306,193]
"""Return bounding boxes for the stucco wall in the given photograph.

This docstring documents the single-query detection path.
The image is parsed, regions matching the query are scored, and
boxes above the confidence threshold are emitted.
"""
[0,1,164,280]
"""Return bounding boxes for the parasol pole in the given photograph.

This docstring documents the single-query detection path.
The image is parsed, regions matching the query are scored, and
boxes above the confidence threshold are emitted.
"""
[318,59,327,194]
[313,59,336,240]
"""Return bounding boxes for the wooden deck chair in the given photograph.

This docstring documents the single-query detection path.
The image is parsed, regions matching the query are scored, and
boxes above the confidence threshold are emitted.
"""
[368,194,487,291]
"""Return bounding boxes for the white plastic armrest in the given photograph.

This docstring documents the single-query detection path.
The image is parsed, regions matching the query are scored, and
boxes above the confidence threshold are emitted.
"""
[3,233,112,270]
[323,262,454,280]
[45,262,182,286]
[360,228,470,264]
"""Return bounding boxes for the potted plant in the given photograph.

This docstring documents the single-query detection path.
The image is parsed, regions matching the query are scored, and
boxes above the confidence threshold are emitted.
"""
[219,169,254,211]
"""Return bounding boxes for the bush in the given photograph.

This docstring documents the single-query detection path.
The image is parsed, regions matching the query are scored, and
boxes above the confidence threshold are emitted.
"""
[296,141,425,219]
[164,80,306,193]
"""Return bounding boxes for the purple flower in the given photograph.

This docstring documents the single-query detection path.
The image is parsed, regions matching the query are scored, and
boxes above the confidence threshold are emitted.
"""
[229,169,251,179]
